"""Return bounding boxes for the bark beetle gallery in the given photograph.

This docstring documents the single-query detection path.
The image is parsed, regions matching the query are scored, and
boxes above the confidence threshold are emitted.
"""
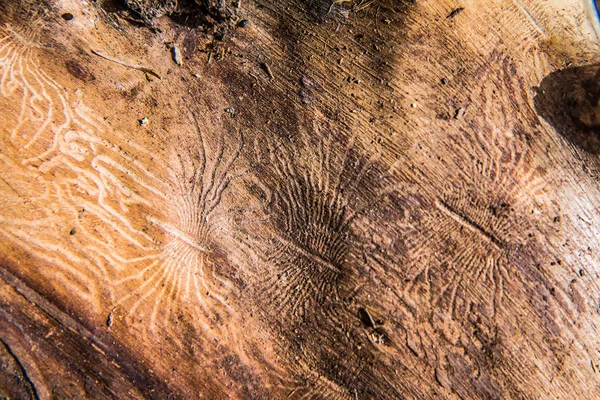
[0,0,599,399]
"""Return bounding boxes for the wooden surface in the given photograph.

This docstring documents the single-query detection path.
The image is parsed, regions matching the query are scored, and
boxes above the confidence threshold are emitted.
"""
[1,0,599,398]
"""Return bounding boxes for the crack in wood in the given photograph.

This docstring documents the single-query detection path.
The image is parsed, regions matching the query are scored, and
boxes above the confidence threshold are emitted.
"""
[0,338,40,400]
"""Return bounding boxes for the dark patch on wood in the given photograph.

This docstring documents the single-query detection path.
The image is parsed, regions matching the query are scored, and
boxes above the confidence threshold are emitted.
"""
[219,354,268,399]
[65,60,96,82]
[122,0,196,19]
[202,0,239,21]
[534,63,600,154]
[216,57,303,140]
[300,0,337,23]
[118,0,240,26]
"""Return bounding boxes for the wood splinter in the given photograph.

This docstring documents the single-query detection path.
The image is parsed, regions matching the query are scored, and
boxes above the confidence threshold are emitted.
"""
[447,7,465,19]
[261,62,274,79]
[91,49,162,79]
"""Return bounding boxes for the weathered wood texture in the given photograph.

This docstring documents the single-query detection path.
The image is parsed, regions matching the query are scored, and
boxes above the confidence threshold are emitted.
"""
[0,0,599,398]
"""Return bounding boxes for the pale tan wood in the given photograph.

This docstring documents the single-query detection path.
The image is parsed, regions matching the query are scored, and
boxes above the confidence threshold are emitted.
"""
[0,0,599,398]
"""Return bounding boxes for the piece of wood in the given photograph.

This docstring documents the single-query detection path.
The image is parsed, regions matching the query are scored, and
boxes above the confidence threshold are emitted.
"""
[0,0,599,398]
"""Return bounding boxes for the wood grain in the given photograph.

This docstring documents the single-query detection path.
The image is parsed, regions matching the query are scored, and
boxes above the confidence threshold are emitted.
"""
[0,0,599,398]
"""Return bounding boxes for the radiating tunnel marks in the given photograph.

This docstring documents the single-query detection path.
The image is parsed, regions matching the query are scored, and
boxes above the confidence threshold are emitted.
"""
[0,22,245,357]
[247,129,382,319]
[430,199,511,319]
[354,69,550,394]
[347,58,577,397]
[356,177,537,398]
[387,149,540,322]
[241,128,424,399]
[428,189,518,319]
[115,118,244,339]
[407,62,550,320]
[0,26,168,312]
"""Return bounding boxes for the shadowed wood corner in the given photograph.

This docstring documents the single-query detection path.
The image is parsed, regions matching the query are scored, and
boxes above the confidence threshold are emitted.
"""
[1,0,600,398]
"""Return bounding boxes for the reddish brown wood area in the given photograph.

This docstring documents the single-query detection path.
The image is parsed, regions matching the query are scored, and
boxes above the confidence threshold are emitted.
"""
[0,0,599,398]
